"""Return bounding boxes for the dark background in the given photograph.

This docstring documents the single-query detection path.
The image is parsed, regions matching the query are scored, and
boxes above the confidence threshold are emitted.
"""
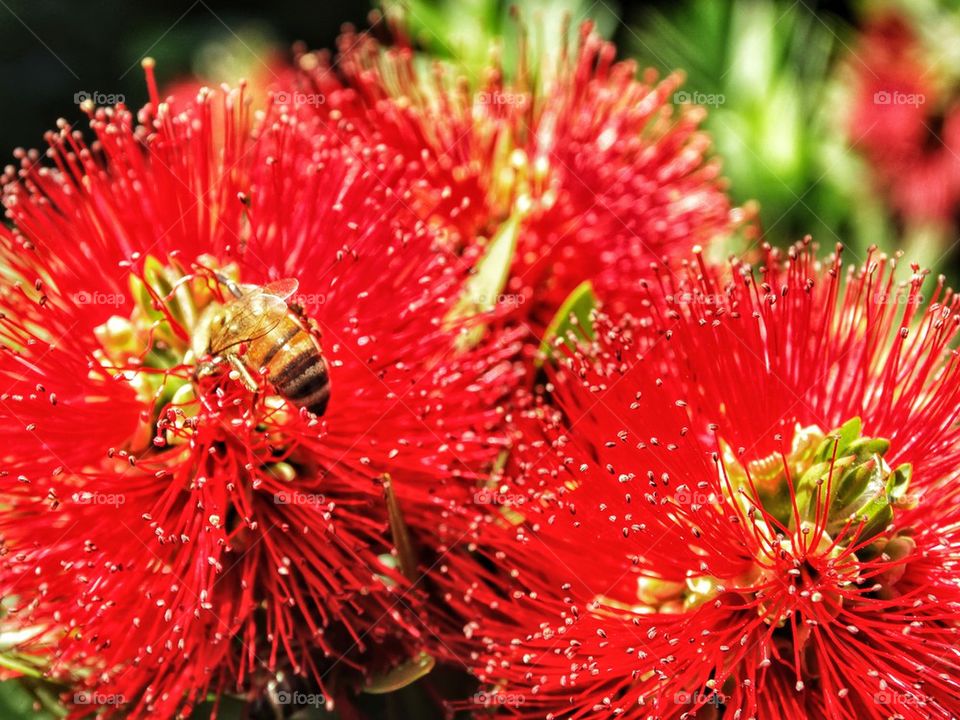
[0,0,373,157]
[0,0,855,158]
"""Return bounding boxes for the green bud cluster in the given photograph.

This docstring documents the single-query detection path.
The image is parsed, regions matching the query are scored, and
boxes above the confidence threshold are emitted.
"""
[792,417,913,548]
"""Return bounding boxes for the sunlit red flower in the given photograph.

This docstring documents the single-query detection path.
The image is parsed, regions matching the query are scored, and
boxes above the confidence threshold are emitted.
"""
[0,70,520,717]
[471,242,960,719]
[291,21,747,331]
[848,13,960,225]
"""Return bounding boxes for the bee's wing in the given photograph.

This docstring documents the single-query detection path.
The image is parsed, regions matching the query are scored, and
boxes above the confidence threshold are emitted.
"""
[230,278,299,301]
[208,291,289,354]
[259,278,298,301]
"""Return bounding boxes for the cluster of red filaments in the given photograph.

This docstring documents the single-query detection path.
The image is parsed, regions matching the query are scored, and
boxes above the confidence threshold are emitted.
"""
[1,13,959,720]
[472,243,960,720]
[292,20,750,328]
[0,65,521,718]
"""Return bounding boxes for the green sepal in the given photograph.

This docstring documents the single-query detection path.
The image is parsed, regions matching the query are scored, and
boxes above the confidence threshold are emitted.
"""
[449,214,520,350]
[813,416,861,462]
[830,456,883,520]
[794,418,908,546]
[129,255,199,352]
[536,281,596,366]
[129,255,169,324]
[362,652,435,695]
[887,464,913,506]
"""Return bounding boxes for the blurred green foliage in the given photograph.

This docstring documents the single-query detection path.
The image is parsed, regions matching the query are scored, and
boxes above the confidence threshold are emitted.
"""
[626,0,895,258]
[392,0,619,81]
[0,679,61,719]
[389,0,918,265]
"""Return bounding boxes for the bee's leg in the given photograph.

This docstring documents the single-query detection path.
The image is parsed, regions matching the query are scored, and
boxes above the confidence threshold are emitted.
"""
[225,354,261,393]
[286,300,304,316]
[286,301,315,329]
[288,307,323,341]
[194,355,226,390]
[195,359,215,378]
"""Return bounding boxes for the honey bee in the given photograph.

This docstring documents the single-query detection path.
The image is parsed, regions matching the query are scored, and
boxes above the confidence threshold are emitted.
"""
[192,276,330,417]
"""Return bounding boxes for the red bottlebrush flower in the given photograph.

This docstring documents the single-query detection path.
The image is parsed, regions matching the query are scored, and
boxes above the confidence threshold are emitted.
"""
[291,21,747,330]
[472,242,960,719]
[0,71,520,717]
[848,13,960,225]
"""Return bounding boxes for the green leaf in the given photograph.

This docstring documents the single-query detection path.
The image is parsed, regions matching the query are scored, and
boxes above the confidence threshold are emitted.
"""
[536,281,596,366]
[0,655,44,679]
[362,652,436,695]
[0,680,45,720]
[0,680,63,719]
[449,214,520,350]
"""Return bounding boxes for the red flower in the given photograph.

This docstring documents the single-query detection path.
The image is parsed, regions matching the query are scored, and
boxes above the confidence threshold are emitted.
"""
[0,72,520,717]
[848,13,960,225]
[291,21,747,331]
[472,242,960,719]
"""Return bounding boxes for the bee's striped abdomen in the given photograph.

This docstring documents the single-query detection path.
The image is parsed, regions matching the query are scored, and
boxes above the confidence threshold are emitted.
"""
[271,346,330,416]
[251,316,330,417]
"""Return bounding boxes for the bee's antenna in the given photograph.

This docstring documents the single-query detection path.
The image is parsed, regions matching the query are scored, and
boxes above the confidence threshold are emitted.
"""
[215,272,244,299]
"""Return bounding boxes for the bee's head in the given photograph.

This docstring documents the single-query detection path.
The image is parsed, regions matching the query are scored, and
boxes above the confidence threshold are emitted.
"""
[187,298,232,361]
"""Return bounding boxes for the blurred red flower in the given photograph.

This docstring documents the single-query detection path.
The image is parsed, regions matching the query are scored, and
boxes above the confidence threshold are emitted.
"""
[472,242,960,719]
[849,13,960,225]
[289,21,748,332]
